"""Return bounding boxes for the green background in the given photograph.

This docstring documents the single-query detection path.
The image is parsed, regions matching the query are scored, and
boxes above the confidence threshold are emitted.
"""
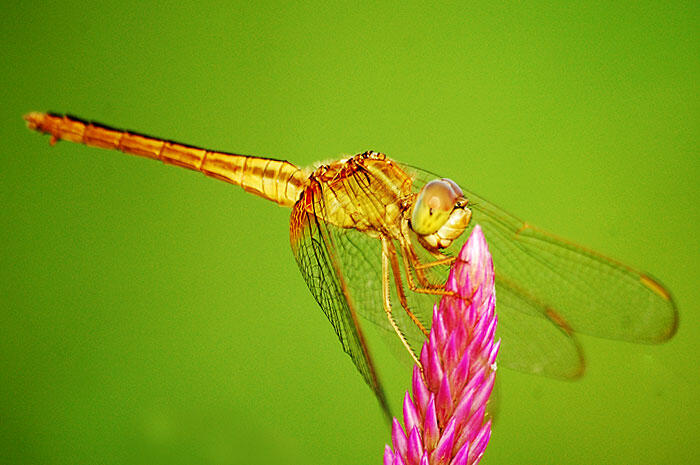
[1,1,697,464]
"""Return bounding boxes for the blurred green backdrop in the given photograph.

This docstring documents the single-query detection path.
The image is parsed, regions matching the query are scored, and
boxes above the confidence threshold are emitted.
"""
[1,1,697,464]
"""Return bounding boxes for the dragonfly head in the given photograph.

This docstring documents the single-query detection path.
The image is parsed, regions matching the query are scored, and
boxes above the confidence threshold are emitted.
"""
[410,178,472,249]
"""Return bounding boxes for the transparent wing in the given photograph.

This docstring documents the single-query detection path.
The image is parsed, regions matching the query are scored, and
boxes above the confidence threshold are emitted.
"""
[289,194,391,417]
[465,190,678,342]
[329,226,584,378]
[322,185,584,379]
[326,223,436,357]
[401,162,678,377]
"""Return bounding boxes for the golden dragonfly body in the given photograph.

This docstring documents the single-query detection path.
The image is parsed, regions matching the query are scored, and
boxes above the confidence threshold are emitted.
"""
[25,112,678,415]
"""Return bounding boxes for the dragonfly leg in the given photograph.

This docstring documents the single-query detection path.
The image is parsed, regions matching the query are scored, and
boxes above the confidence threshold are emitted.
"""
[383,238,430,338]
[381,237,422,366]
[414,255,456,270]
[398,235,455,297]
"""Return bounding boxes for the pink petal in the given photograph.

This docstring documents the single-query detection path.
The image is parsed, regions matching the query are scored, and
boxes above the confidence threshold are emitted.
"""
[436,374,453,426]
[449,441,470,465]
[467,421,492,465]
[433,311,448,348]
[450,347,471,393]
[445,272,460,294]
[450,390,474,448]
[470,312,490,352]
[384,444,394,465]
[403,392,421,436]
[463,365,486,401]
[412,365,430,416]
[426,342,444,392]
[431,417,456,465]
[472,372,496,416]
[483,294,496,320]
[443,331,461,372]
[420,338,430,369]
[392,418,408,459]
[464,404,486,444]
[483,315,497,349]
[452,323,468,351]
[436,301,455,333]
[407,426,424,465]
[423,396,439,452]
[488,339,501,365]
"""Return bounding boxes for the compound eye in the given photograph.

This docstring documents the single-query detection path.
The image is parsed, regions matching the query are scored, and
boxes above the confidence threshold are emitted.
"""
[411,178,462,235]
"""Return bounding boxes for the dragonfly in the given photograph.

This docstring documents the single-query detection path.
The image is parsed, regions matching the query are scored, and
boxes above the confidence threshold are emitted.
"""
[24,112,678,416]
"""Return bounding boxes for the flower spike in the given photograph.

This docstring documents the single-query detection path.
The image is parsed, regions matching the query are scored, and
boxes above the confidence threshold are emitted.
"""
[383,226,499,465]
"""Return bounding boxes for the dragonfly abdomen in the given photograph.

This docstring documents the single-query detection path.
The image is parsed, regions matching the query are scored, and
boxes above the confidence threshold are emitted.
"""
[24,112,307,207]
[200,152,306,207]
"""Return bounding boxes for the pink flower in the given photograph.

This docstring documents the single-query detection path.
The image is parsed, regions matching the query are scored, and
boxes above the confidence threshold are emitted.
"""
[383,225,499,465]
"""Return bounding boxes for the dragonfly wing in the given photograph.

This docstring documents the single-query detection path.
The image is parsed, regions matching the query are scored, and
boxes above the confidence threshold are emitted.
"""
[400,163,677,377]
[466,189,678,344]
[326,225,435,355]
[301,179,583,378]
[289,198,391,418]
[496,281,585,378]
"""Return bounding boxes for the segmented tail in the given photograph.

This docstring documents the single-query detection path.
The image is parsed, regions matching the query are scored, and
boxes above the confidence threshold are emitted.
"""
[24,112,307,207]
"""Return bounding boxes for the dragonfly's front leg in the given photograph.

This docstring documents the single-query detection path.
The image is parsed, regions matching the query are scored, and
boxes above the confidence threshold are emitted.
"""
[380,236,422,366]
[398,221,459,291]
[397,233,456,297]
[414,254,456,271]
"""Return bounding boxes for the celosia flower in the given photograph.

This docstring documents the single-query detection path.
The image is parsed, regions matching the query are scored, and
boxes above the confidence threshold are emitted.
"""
[383,225,499,465]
